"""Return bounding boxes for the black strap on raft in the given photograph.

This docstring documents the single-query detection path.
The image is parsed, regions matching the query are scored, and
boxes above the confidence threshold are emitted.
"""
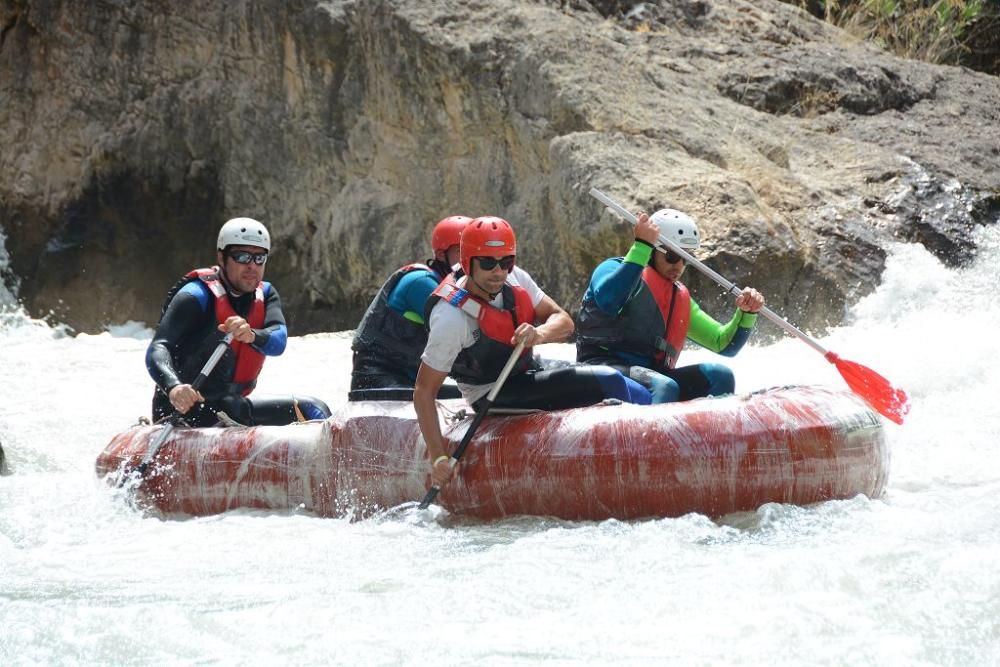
[347,384,463,402]
[348,388,418,402]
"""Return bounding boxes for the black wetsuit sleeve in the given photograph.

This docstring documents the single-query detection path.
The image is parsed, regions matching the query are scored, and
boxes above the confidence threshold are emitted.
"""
[145,289,211,392]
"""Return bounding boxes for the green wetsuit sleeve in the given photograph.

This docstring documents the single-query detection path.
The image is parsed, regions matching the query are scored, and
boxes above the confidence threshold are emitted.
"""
[622,241,653,267]
[686,298,758,355]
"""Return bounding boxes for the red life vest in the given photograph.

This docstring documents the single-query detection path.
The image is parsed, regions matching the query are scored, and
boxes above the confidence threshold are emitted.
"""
[426,275,536,384]
[187,267,266,396]
[640,266,691,370]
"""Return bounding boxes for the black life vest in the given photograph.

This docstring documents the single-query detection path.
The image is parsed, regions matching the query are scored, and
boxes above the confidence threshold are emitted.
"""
[352,263,440,375]
[577,264,691,372]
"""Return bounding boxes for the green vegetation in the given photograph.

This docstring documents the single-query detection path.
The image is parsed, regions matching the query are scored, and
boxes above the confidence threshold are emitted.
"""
[789,0,1000,73]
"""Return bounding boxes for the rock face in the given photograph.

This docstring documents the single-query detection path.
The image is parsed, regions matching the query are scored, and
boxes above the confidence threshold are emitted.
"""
[1,0,998,336]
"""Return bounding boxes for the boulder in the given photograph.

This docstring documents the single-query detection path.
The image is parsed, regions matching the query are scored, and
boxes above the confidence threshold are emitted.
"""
[1,0,997,336]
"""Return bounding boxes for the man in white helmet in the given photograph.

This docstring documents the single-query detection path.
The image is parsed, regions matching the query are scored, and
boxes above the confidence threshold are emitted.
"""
[576,208,765,403]
[145,217,331,426]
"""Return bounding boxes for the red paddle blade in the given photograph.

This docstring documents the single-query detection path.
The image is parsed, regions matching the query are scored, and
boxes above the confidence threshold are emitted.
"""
[825,352,910,424]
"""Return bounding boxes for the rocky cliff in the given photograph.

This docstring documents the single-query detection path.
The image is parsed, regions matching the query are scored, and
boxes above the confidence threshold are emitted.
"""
[1,0,998,336]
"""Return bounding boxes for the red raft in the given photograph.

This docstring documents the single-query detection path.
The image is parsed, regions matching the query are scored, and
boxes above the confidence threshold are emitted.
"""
[96,385,889,520]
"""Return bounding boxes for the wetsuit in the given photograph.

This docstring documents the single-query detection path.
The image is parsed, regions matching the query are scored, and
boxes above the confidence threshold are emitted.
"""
[577,240,757,403]
[350,260,461,401]
[422,268,651,412]
[146,267,331,426]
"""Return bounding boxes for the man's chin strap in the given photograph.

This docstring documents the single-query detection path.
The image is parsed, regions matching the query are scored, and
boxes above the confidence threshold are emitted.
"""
[219,267,249,298]
[470,268,501,300]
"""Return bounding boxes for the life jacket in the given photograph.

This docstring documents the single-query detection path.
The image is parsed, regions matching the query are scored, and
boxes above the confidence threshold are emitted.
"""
[425,275,537,385]
[176,267,266,396]
[577,263,691,372]
[352,263,439,375]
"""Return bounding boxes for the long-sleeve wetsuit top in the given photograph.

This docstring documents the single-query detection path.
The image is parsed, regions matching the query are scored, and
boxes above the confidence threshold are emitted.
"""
[387,268,442,325]
[582,240,758,369]
[146,279,287,399]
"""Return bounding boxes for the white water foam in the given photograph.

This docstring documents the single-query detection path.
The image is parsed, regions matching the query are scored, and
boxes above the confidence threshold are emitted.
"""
[1,230,999,665]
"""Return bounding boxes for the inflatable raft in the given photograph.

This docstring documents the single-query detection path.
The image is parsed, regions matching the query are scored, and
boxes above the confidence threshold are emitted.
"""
[96,385,889,520]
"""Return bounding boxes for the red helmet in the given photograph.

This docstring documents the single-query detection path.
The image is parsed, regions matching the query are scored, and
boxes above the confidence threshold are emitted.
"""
[460,216,516,275]
[431,215,473,255]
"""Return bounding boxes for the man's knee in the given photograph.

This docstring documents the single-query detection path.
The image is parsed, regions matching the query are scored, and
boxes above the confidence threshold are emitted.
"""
[627,366,679,404]
[296,396,331,421]
[589,365,651,405]
[700,363,735,396]
[217,395,254,424]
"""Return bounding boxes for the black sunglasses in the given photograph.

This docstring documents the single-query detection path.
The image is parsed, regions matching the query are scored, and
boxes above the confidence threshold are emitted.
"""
[659,249,686,265]
[228,250,268,266]
[475,255,515,271]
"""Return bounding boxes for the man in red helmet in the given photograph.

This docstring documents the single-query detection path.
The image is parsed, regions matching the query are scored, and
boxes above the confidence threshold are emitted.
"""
[414,216,651,488]
[349,215,472,399]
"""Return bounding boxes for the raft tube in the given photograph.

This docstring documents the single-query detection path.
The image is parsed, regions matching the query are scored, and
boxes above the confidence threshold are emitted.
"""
[96,385,889,520]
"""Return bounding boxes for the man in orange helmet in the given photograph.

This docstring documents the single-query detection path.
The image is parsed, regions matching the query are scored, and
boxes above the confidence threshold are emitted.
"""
[349,215,472,400]
[414,216,651,488]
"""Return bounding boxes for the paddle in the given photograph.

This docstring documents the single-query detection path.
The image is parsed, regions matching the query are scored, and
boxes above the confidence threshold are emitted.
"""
[589,187,910,424]
[418,340,527,509]
[132,333,235,480]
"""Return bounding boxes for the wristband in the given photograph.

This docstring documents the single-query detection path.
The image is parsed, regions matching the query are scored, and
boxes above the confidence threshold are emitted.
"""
[433,455,451,466]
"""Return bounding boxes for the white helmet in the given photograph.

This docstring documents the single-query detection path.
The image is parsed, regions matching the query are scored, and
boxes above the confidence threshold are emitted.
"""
[651,208,699,250]
[217,217,271,251]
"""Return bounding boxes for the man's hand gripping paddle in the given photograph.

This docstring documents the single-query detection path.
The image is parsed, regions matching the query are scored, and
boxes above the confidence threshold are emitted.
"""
[125,333,235,485]
[418,340,527,509]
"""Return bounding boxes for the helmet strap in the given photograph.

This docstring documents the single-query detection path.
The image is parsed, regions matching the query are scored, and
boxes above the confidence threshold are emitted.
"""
[469,269,501,300]
[217,260,249,297]
[428,258,452,278]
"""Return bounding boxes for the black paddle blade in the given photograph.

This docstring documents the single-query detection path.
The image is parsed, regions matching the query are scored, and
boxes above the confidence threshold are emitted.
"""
[418,485,441,510]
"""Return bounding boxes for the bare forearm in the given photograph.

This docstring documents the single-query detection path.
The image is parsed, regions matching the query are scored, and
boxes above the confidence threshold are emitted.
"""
[535,310,574,344]
[414,364,449,461]
[415,393,446,461]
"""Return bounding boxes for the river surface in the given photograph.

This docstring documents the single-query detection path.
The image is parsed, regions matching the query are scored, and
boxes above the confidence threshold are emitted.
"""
[1,230,999,665]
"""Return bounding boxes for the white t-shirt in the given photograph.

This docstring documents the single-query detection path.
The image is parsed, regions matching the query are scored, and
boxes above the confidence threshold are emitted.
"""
[421,266,546,404]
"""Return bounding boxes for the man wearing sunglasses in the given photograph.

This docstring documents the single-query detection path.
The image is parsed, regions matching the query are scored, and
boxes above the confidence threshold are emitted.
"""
[415,217,652,489]
[576,207,765,404]
[349,215,471,401]
[145,217,331,426]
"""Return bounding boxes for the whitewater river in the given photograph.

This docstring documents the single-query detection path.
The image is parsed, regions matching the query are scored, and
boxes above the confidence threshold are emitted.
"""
[1,229,999,665]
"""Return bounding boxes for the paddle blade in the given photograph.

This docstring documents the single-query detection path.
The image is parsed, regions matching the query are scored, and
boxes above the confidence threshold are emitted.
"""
[825,352,910,424]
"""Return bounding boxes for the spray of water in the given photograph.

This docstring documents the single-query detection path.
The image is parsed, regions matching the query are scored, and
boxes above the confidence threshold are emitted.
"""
[1,230,998,664]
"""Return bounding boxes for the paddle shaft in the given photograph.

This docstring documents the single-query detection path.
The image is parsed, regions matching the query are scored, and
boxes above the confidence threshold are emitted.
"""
[135,333,235,477]
[418,340,527,509]
[589,188,829,356]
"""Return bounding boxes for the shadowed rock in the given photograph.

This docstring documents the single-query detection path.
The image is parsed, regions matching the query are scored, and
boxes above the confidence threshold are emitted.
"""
[0,0,997,337]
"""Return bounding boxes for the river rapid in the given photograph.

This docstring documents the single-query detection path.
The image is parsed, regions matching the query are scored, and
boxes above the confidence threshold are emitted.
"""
[1,229,999,665]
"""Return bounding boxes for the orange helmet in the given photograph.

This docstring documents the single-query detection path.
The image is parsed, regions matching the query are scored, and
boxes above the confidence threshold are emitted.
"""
[460,216,516,275]
[430,215,472,255]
